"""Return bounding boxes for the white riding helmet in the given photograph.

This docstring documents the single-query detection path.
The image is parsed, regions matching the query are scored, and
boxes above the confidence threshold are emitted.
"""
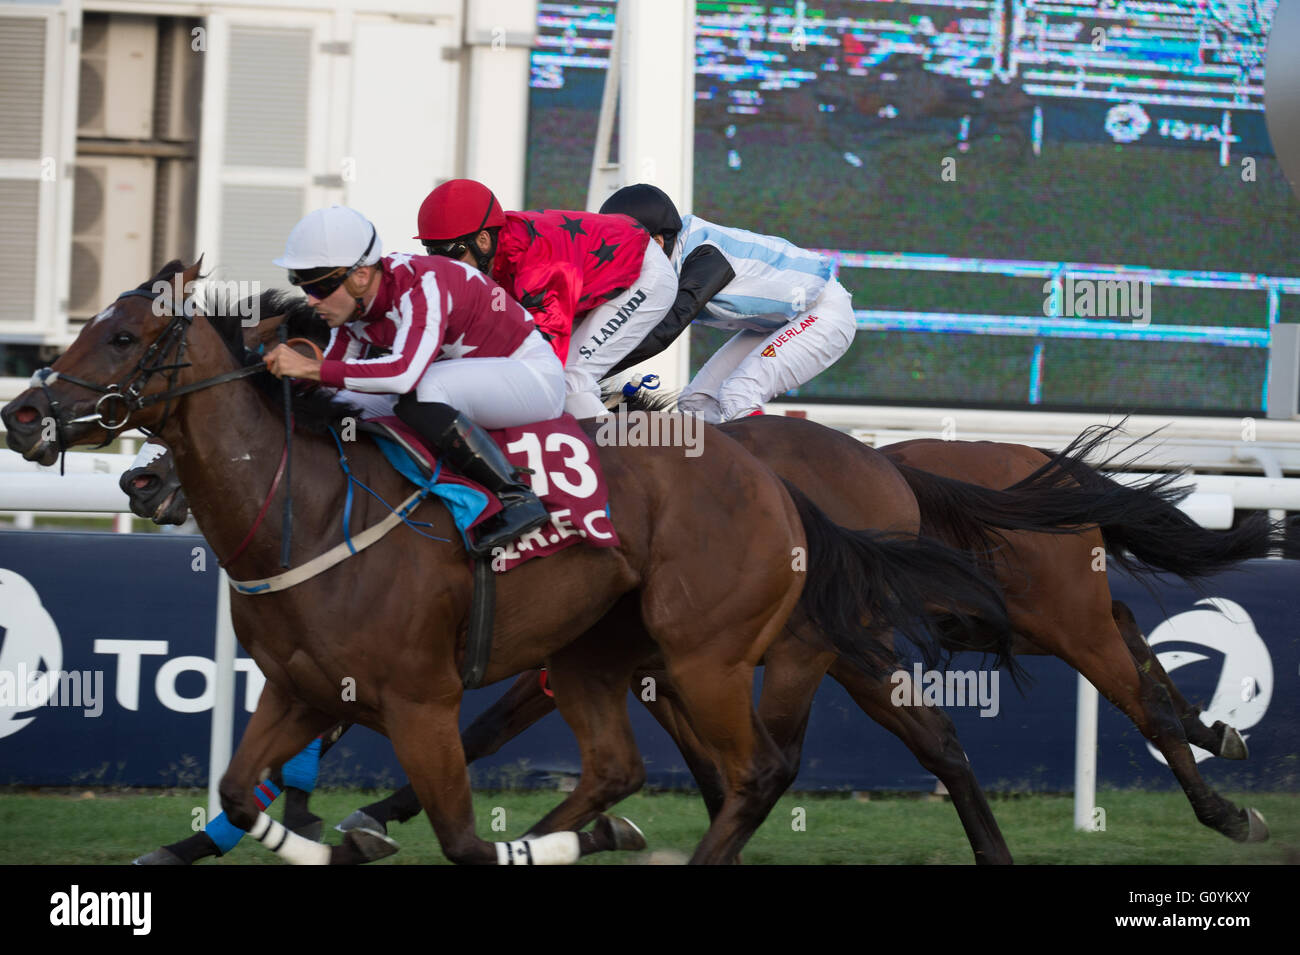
[273,205,383,269]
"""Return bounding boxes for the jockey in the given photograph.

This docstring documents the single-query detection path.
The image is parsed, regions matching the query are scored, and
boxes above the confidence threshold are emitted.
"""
[598,184,857,422]
[263,205,566,556]
[413,179,677,419]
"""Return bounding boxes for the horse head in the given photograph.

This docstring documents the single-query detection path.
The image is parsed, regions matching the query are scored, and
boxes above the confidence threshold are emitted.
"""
[1,259,208,465]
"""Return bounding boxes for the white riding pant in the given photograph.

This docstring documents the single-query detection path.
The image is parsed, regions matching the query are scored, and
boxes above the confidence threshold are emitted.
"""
[334,330,565,430]
[677,278,857,423]
[563,241,678,419]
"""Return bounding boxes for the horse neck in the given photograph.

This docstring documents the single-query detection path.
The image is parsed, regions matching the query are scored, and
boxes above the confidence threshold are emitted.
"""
[156,318,337,571]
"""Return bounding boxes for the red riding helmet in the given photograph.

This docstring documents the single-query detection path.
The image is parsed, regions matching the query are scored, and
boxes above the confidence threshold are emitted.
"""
[414,179,507,242]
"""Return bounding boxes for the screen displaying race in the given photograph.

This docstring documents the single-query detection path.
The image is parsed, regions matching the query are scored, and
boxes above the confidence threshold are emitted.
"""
[525,0,1300,414]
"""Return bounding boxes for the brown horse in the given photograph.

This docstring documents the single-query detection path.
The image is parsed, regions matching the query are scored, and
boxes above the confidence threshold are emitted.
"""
[3,261,1020,865]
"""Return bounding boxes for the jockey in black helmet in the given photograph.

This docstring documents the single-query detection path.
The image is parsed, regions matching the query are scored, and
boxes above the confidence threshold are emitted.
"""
[599,184,856,422]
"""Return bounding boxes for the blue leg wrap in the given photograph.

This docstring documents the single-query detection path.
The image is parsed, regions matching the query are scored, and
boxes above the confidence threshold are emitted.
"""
[281,737,322,792]
[205,812,248,855]
[205,778,283,854]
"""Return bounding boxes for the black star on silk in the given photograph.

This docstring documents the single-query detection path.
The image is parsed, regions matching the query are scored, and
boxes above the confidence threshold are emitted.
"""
[523,218,541,240]
[559,215,587,239]
[590,240,617,265]
[521,290,545,309]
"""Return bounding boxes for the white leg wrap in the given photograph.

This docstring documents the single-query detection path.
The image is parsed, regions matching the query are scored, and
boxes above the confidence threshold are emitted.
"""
[249,811,331,865]
[494,832,581,865]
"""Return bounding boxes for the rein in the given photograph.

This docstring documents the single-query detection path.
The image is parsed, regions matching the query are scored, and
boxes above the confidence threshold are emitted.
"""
[221,440,290,569]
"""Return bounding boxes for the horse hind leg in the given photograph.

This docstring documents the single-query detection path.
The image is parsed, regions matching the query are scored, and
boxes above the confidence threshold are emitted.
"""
[1053,616,1268,844]
[828,657,1012,864]
[1112,600,1248,760]
[513,619,650,854]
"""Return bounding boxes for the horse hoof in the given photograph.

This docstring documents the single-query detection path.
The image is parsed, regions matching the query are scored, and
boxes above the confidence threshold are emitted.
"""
[339,827,400,864]
[596,814,647,852]
[1242,808,1269,843]
[133,847,187,866]
[335,810,387,836]
[1218,725,1249,761]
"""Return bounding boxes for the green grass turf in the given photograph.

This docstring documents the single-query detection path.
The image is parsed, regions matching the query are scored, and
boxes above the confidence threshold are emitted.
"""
[2,789,1294,865]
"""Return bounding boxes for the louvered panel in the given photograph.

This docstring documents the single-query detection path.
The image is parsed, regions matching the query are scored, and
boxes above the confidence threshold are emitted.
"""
[218,184,304,292]
[0,18,47,159]
[0,180,40,322]
[223,27,311,169]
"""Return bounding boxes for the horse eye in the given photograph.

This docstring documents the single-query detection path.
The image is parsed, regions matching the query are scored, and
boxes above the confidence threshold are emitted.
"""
[110,332,135,347]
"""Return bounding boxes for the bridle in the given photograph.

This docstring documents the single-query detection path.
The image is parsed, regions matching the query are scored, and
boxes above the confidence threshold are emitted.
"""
[30,283,267,454]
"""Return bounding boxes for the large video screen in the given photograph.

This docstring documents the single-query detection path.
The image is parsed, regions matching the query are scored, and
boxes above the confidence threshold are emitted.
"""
[525,1,1300,415]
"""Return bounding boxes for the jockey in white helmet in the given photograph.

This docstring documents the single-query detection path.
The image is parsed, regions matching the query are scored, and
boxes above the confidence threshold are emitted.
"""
[264,205,566,556]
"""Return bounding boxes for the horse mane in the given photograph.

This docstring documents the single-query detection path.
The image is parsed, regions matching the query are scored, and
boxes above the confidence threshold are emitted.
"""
[143,260,359,433]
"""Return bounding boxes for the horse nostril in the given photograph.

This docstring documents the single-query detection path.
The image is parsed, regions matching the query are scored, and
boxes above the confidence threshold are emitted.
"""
[13,407,39,425]
[130,476,158,492]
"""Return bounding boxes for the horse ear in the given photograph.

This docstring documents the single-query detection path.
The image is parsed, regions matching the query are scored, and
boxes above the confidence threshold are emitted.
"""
[181,256,204,289]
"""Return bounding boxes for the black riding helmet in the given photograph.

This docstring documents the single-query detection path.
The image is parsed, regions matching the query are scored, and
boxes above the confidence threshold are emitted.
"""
[599,184,682,258]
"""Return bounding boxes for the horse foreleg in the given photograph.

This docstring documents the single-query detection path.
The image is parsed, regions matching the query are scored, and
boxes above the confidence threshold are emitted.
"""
[217,679,338,864]
[1112,600,1248,759]
[827,657,1012,864]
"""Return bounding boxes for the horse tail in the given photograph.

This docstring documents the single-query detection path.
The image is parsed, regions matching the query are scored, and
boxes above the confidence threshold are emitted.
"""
[891,429,1275,583]
[784,480,1026,686]
[1007,426,1276,582]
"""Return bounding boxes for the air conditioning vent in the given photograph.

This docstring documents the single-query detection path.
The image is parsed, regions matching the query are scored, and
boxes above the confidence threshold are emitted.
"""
[76,14,157,139]
[153,158,197,266]
[72,164,105,235]
[155,18,202,142]
[68,157,155,320]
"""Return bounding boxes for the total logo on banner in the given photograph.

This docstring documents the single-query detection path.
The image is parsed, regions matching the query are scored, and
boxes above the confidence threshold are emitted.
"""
[1142,598,1274,766]
[0,568,267,741]
[0,569,64,739]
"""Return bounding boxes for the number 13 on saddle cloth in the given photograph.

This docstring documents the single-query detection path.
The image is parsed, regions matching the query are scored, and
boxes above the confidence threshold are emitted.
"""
[370,412,618,570]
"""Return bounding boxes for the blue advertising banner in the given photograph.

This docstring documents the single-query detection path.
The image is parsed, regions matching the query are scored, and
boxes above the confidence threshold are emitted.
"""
[1,531,1296,792]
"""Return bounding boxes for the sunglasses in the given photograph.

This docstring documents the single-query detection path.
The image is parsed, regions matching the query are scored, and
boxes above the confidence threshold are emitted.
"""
[288,265,352,300]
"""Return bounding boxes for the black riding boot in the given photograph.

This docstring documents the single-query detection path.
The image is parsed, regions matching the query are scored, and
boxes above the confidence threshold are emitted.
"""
[396,398,550,557]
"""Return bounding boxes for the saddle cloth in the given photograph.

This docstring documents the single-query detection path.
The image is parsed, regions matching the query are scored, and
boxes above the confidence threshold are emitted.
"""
[362,413,619,571]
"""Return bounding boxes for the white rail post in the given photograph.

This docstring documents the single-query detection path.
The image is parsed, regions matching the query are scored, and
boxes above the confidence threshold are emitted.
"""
[207,569,237,823]
[114,437,135,534]
[1074,672,1098,831]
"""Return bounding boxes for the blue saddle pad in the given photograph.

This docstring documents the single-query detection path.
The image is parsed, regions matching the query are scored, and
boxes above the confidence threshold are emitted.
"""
[372,434,489,542]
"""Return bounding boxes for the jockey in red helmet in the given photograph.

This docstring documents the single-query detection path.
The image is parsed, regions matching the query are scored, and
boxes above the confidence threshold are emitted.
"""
[415,179,677,419]
[263,205,566,556]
